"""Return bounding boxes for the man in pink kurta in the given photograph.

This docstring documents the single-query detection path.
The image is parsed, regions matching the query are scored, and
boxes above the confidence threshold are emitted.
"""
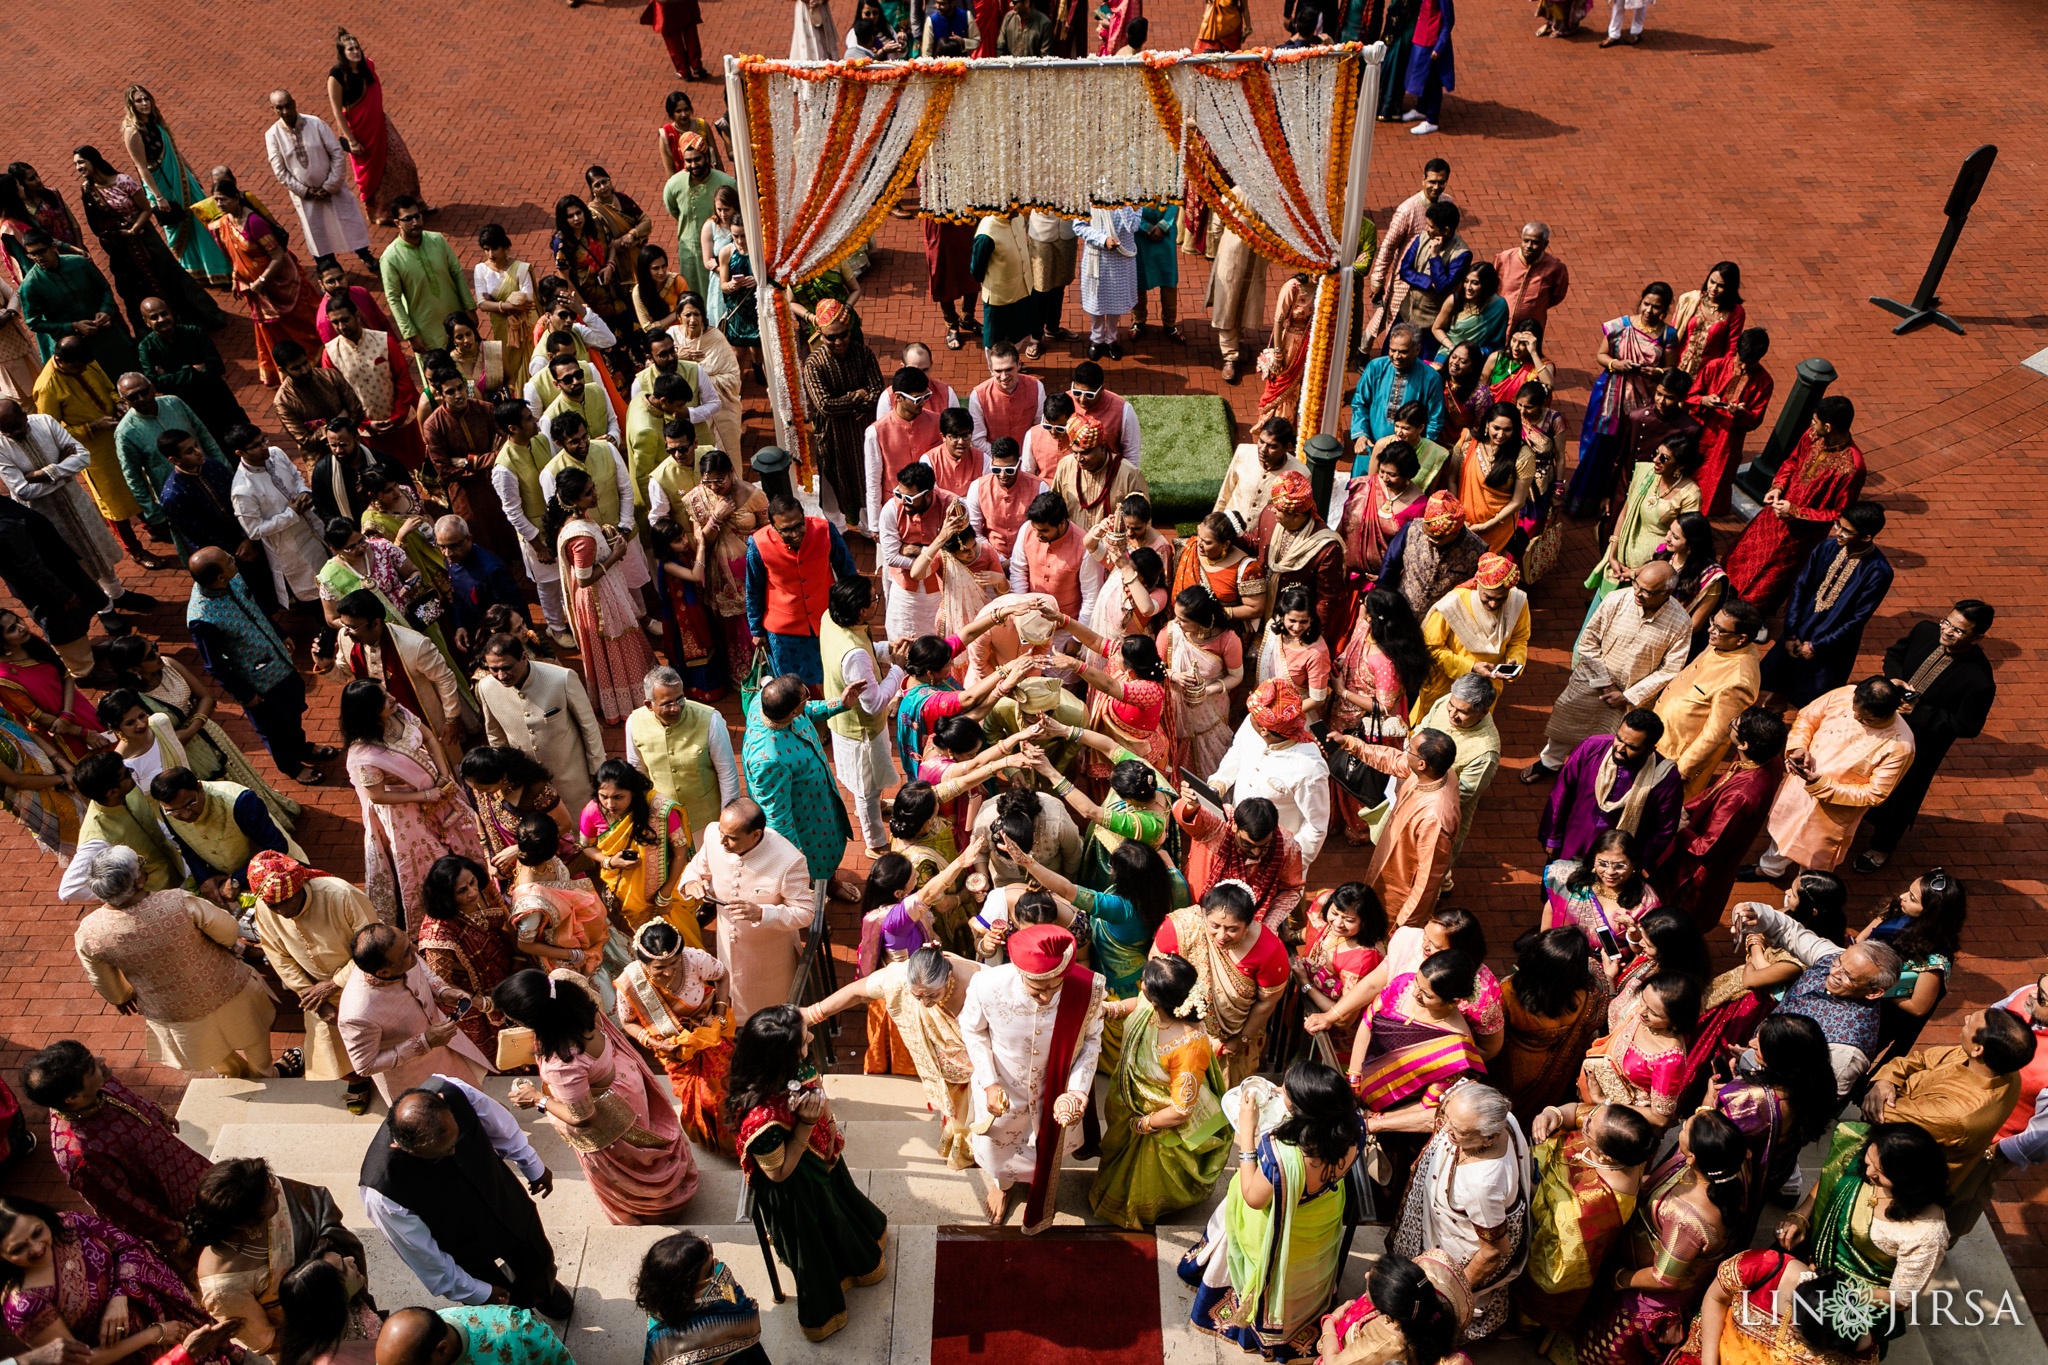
[681,798,817,1022]
[1752,679,1915,879]
[338,923,492,1104]
[1334,728,1462,930]
[1364,162,1453,348]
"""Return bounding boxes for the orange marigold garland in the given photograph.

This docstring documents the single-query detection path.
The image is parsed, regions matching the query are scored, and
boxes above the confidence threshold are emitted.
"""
[810,67,967,281]
[783,80,879,270]
[742,68,781,262]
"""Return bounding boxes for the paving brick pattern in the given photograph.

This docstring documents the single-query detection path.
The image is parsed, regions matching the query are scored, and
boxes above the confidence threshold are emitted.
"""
[1,0,2046,1317]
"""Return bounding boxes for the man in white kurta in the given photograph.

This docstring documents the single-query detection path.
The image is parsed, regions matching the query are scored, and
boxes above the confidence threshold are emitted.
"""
[680,799,817,1022]
[0,406,128,605]
[1531,561,1692,774]
[1212,704,1332,866]
[336,924,491,1106]
[1214,428,1310,526]
[959,923,1105,1229]
[262,91,374,270]
[231,440,328,604]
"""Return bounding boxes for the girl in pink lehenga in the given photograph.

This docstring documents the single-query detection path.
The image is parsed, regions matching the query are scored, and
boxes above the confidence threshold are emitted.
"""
[545,467,658,725]
[506,812,626,1010]
[339,682,485,925]
[501,969,700,1225]
[1160,587,1243,781]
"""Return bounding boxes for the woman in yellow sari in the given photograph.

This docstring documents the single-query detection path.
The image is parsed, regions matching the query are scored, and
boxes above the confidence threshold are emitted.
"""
[616,919,737,1152]
[359,468,451,590]
[1091,954,1232,1229]
[1585,433,1703,617]
[1180,1060,1359,1361]
[1667,1251,1876,1365]
[581,759,695,943]
[1513,1102,1658,1337]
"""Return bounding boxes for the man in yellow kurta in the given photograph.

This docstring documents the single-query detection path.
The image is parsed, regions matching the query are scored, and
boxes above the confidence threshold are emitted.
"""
[33,341,160,559]
[249,852,381,1084]
[1750,678,1915,879]
[1655,599,1764,796]
[1412,552,1530,722]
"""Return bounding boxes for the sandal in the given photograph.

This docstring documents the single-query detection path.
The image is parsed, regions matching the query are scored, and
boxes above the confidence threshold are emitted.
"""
[275,1049,306,1078]
[290,764,326,785]
[945,331,963,350]
[344,1083,374,1116]
[1167,324,1187,343]
[304,744,341,762]
[1021,337,1041,360]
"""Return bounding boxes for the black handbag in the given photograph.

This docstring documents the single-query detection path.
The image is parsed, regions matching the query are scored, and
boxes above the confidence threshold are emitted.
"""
[1319,713,1390,807]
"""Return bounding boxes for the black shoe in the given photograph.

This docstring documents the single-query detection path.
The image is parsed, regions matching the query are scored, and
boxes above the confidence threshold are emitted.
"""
[1852,850,1889,874]
[1087,343,1104,361]
[111,590,158,611]
[539,1282,575,1320]
[1108,342,1123,360]
[96,611,134,638]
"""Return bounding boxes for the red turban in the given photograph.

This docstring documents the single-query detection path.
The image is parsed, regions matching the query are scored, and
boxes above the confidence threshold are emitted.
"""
[1472,553,1521,590]
[247,851,332,906]
[1008,924,1077,981]
[1065,415,1104,450]
[1247,676,1316,747]
[814,298,853,335]
[1268,471,1316,516]
[1421,490,1466,536]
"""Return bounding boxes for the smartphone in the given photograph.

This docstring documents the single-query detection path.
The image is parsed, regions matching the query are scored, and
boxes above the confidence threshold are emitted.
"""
[1491,661,1523,681]
[1595,923,1624,959]
[449,997,473,1020]
[617,849,640,864]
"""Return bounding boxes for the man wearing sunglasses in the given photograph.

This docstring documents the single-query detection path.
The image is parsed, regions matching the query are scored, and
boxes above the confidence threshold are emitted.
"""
[1063,360,1140,459]
[863,366,944,537]
[377,196,474,376]
[1857,598,1997,873]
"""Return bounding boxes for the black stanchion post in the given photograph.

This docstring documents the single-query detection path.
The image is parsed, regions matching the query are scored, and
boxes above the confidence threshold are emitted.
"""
[1303,432,1344,521]
[1870,145,1997,337]
[750,444,795,503]
[1734,358,1836,504]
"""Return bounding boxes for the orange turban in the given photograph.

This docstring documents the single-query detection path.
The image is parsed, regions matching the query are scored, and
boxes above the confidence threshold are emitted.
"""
[1247,677,1316,747]
[1065,415,1104,450]
[1421,490,1466,536]
[814,298,853,335]
[1269,471,1317,515]
[247,851,332,905]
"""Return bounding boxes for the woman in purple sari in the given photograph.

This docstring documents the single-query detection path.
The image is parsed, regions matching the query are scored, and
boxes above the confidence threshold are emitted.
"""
[1695,1014,1834,1241]
[1349,949,1486,1212]
[0,1197,241,1365]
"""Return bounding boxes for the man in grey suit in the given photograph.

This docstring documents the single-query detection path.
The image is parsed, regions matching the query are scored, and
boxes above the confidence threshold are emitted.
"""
[474,632,607,815]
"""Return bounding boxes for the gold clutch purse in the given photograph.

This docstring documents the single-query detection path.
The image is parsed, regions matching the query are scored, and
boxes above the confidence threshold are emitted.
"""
[496,1025,537,1071]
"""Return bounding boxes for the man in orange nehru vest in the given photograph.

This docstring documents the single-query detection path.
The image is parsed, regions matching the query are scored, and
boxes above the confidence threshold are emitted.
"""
[745,489,858,688]
[878,461,964,640]
[967,342,1046,457]
[1005,491,1101,672]
[863,365,944,535]
[919,407,988,501]
[1065,360,1141,459]
[964,437,1044,560]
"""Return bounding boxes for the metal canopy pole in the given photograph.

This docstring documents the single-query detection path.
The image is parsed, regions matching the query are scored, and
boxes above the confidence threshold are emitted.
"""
[1320,43,1382,444]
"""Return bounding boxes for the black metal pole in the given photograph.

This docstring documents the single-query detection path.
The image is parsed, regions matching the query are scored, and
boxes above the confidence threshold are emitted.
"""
[1734,358,1836,504]
[1870,144,1996,338]
[750,445,795,503]
[1303,433,1343,522]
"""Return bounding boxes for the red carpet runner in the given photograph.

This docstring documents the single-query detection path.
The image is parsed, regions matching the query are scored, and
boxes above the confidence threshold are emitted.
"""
[931,1226,1163,1365]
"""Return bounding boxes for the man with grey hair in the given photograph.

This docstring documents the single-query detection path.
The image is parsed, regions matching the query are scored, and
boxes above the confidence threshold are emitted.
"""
[262,88,375,276]
[623,663,737,839]
[1387,1077,1530,1337]
[432,512,524,653]
[1494,221,1570,330]
[1731,900,1903,1100]
[1348,322,1446,454]
[1412,671,1502,886]
[74,845,279,1078]
[1526,561,1688,783]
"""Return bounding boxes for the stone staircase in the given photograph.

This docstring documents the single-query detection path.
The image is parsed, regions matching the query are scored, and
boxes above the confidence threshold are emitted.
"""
[175,1077,2046,1365]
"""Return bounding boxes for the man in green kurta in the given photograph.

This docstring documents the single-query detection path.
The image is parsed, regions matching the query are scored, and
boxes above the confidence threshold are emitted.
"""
[17,234,138,374]
[740,673,859,885]
[660,136,737,300]
[377,198,474,361]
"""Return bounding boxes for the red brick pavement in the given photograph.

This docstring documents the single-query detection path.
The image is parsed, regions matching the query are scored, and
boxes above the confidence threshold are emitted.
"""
[2,0,2047,1310]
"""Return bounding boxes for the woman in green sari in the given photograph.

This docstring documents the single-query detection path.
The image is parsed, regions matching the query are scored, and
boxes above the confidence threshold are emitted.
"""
[1431,261,1510,361]
[1584,433,1703,621]
[1181,1060,1360,1361]
[1775,1120,1950,1333]
[1091,954,1232,1229]
[1030,732,1191,907]
[359,469,455,602]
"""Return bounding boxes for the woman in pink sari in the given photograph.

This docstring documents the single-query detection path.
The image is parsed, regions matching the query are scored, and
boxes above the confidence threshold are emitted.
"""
[1255,273,1317,428]
[680,450,768,690]
[1160,586,1243,780]
[326,31,426,227]
[1329,589,1427,844]
[545,467,659,725]
[1061,619,1179,789]
[339,680,485,926]
[0,610,108,768]
[500,968,701,1225]
[1336,439,1427,597]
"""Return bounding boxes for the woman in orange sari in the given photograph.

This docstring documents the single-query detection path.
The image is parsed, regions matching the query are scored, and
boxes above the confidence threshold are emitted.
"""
[1255,273,1317,428]
[206,183,319,386]
[616,919,736,1153]
[1447,402,1532,556]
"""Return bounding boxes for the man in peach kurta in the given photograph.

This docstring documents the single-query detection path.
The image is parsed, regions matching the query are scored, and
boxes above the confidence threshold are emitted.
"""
[1332,728,1461,931]
[337,924,492,1105]
[681,798,817,1022]
[1752,679,1915,878]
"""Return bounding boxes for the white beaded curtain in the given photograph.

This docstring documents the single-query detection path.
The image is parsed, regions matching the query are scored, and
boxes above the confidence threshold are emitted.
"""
[1170,59,1343,267]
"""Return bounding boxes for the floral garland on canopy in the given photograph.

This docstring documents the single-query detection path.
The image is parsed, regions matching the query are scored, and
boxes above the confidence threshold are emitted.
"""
[731,47,1374,470]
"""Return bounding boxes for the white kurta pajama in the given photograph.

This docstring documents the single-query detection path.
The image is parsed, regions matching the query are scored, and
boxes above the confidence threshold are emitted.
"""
[1211,719,1333,866]
[264,114,372,258]
[0,415,125,591]
[231,446,329,602]
[1075,208,1141,343]
[1539,591,1694,768]
[959,964,1106,1187]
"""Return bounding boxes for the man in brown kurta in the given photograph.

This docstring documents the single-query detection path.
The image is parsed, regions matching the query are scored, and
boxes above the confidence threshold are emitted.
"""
[798,301,885,534]
[421,371,525,582]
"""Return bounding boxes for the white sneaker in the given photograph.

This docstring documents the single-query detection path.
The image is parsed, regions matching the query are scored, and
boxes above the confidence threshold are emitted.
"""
[1400,110,1424,122]
[1410,121,1440,135]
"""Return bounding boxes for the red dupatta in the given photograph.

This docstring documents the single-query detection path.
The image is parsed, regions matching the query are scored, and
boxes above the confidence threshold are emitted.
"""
[736,1086,845,1181]
[1021,963,1097,1233]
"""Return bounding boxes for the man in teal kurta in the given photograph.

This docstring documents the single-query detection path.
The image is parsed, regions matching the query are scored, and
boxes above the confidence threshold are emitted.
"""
[740,674,857,883]
[17,238,138,375]
[660,137,738,300]
[112,373,225,536]
[377,201,474,360]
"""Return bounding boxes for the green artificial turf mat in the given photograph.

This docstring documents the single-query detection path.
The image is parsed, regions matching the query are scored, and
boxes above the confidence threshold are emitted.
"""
[1130,394,1237,534]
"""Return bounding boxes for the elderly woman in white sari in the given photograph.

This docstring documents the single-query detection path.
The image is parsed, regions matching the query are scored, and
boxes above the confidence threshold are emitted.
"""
[1389,1078,1532,1341]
